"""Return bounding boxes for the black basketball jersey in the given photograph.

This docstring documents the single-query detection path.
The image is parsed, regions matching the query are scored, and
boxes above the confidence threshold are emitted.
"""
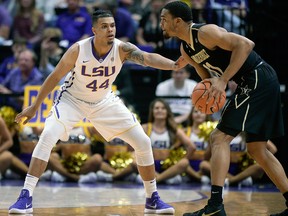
[181,23,263,83]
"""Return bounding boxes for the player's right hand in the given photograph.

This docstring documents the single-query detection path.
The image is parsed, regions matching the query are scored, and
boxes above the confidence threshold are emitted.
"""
[15,106,37,125]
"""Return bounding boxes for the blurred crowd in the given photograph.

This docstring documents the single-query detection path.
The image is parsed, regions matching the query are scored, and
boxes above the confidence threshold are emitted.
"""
[0,0,256,187]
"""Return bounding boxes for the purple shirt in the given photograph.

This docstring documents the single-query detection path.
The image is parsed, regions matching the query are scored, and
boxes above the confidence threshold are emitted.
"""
[0,56,16,83]
[0,5,12,27]
[56,8,93,47]
[2,67,43,93]
[114,8,135,40]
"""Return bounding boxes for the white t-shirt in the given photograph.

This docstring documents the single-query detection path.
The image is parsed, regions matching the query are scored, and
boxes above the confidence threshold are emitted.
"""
[155,78,197,115]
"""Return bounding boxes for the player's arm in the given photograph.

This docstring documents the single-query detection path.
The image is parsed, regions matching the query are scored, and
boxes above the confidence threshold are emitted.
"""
[119,42,187,70]
[180,44,210,80]
[198,24,254,83]
[15,44,79,124]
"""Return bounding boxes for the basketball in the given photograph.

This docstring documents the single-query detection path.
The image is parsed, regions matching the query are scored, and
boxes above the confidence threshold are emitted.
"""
[191,80,226,114]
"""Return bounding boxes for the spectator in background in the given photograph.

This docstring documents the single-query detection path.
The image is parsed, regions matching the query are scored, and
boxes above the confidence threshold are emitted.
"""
[0,3,12,44]
[135,0,166,52]
[155,66,197,124]
[207,0,248,35]
[123,0,152,24]
[97,0,135,42]
[0,38,27,83]
[0,115,13,180]
[56,0,92,47]
[12,0,45,48]
[0,0,17,18]
[0,109,28,179]
[36,0,66,26]
[0,49,43,111]
[38,27,65,83]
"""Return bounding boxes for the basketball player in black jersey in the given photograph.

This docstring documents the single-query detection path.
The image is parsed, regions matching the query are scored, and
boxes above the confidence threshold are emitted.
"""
[160,1,288,216]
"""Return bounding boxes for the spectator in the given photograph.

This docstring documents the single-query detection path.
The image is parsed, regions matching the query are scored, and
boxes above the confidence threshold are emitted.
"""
[0,115,13,180]
[135,0,166,51]
[56,0,92,47]
[153,106,213,184]
[207,0,248,35]
[97,0,136,42]
[0,107,30,180]
[200,135,278,187]
[0,38,27,83]
[37,27,65,82]
[0,4,12,44]
[112,98,196,184]
[155,66,197,124]
[36,0,66,26]
[0,49,43,111]
[0,0,17,17]
[12,0,45,48]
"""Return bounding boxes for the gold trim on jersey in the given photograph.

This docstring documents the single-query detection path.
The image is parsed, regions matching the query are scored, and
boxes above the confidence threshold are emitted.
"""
[191,49,209,64]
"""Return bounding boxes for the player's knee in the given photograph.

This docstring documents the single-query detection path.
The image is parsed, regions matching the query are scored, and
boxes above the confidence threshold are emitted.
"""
[134,135,153,166]
[210,129,232,147]
[32,130,61,162]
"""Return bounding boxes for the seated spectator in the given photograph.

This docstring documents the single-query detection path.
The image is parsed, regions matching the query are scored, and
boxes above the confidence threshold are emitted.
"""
[36,0,66,26]
[37,27,65,82]
[12,0,45,48]
[56,0,92,47]
[152,106,213,184]
[96,0,136,42]
[199,133,278,187]
[0,115,13,179]
[207,0,248,35]
[135,0,166,51]
[0,107,30,180]
[40,126,117,183]
[118,0,151,23]
[0,4,12,44]
[0,49,43,111]
[0,38,27,83]
[155,66,197,124]
[111,98,196,184]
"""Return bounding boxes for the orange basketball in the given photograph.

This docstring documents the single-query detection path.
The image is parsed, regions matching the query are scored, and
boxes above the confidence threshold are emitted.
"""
[191,80,226,114]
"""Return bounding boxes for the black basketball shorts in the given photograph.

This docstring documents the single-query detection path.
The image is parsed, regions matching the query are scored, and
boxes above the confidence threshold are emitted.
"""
[217,61,284,142]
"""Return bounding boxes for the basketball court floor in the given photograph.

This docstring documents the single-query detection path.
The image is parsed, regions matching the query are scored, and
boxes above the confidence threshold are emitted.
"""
[0,179,286,216]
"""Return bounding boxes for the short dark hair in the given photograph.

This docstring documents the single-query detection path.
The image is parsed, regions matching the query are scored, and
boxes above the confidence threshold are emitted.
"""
[162,1,193,22]
[92,9,113,24]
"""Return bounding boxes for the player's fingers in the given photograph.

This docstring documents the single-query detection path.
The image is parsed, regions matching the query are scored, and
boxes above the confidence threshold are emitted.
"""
[23,117,30,125]
[15,113,24,123]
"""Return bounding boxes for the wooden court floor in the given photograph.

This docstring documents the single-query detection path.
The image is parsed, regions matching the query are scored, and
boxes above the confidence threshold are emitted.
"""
[0,180,286,216]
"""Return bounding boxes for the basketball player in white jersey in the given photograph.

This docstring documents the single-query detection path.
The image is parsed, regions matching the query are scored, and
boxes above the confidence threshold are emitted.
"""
[9,9,186,215]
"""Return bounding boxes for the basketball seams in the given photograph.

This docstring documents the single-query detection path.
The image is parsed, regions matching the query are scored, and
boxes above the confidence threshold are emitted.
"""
[191,81,226,114]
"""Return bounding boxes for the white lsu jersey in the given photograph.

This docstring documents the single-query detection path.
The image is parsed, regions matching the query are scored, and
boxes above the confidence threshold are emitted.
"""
[61,37,123,103]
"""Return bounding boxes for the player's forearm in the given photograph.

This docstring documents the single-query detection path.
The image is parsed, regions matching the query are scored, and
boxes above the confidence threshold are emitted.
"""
[144,53,178,70]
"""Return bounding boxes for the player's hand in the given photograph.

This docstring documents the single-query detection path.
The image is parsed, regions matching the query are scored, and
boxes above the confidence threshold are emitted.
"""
[15,105,37,125]
[203,77,227,106]
[174,56,188,69]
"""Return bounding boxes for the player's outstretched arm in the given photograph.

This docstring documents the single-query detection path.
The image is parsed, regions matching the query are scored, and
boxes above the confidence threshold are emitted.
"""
[15,44,79,125]
[120,42,187,70]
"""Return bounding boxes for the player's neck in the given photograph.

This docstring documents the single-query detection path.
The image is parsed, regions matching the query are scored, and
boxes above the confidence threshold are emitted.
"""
[176,22,193,43]
[93,43,113,59]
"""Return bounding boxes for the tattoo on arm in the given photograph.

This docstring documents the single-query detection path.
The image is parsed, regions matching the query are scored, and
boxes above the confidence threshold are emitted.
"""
[122,43,145,65]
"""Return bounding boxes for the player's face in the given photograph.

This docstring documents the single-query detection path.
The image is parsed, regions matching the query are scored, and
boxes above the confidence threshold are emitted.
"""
[92,17,116,45]
[160,9,176,39]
